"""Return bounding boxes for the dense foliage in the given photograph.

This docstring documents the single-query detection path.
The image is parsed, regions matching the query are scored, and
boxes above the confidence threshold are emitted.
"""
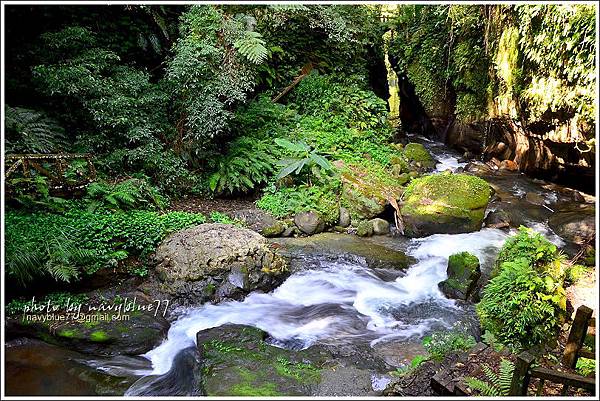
[477,227,567,350]
[389,4,596,142]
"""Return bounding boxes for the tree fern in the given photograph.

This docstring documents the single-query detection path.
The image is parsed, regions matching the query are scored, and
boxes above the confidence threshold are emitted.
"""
[465,359,515,396]
[5,105,67,153]
[234,31,268,64]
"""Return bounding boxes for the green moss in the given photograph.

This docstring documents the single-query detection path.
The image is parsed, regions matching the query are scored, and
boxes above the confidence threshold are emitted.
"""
[58,328,78,338]
[274,357,321,383]
[403,143,436,168]
[89,330,110,342]
[229,382,281,396]
[403,173,491,219]
[356,220,374,237]
[449,252,480,276]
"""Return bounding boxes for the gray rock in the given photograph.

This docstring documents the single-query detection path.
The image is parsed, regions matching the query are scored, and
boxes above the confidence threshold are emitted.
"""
[230,209,283,237]
[338,207,351,227]
[370,218,390,235]
[294,211,325,235]
[152,224,289,304]
[484,209,511,229]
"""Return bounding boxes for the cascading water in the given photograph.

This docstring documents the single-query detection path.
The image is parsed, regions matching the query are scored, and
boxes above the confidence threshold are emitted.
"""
[121,136,568,394]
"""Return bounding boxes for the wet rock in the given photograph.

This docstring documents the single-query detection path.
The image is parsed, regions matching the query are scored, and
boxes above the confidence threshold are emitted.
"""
[400,173,492,237]
[196,325,326,396]
[548,205,595,245]
[356,221,374,237]
[338,207,351,228]
[484,209,511,229]
[370,218,390,235]
[525,192,545,205]
[294,211,325,235]
[273,233,414,270]
[464,161,494,175]
[438,252,481,301]
[152,224,289,304]
[6,291,170,356]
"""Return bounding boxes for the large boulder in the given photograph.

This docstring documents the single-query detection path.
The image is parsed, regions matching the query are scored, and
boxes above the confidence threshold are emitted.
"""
[152,224,289,304]
[548,205,595,245]
[294,211,325,235]
[400,173,492,237]
[337,161,403,221]
[438,252,481,301]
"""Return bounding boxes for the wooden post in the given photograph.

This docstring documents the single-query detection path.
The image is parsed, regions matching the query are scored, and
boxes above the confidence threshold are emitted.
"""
[510,351,535,396]
[563,305,594,368]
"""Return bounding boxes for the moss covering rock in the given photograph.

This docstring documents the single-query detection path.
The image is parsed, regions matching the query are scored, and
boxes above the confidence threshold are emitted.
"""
[356,220,374,237]
[197,324,325,396]
[438,252,481,301]
[403,143,436,170]
[400,173,492,237]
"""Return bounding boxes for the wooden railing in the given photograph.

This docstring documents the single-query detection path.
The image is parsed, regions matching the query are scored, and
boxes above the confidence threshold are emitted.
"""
[510,305,596,396]
[4,153,96,190]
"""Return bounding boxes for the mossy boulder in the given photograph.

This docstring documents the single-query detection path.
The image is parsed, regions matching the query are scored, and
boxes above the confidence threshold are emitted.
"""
[341,185,386,221]
[438,252,481,301]
[356,220,374,237]
[196,325,325,396]
[370,218,390,235]
[400,173,492,237]
[337,161,403,221]
[403,143,436,170]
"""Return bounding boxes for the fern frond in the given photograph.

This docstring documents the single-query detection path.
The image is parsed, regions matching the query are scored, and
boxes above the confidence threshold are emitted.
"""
[465,377,500,396]
[234,31,268,64]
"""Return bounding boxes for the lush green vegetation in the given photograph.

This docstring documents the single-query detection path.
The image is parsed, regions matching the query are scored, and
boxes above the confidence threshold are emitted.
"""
[477,227,567,350]
[389,4,596,144]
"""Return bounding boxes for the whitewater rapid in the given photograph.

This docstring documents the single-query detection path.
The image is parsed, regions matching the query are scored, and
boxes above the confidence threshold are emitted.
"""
[141,228,509,376]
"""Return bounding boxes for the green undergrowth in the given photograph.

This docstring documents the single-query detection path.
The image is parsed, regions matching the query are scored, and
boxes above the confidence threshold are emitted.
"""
[4,206,238,286]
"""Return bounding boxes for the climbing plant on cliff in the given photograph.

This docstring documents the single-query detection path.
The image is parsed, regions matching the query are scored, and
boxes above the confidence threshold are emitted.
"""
[389,4,596,142]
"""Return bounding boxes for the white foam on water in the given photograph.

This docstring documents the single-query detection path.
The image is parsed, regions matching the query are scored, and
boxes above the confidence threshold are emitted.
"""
[140,228,511,376]
[435,153,466,172]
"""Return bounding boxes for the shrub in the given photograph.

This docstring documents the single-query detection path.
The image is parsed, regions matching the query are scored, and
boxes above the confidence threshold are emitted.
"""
[478,227,568,350]
[495,226,565,279]
[257,182,340,225]
[85,177,167,211]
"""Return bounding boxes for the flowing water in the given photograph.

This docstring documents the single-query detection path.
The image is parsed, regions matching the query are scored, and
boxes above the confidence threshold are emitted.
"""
[6,136,587,396]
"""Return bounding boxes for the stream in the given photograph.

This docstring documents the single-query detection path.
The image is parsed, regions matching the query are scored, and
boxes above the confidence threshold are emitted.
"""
[5,136,589,396]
